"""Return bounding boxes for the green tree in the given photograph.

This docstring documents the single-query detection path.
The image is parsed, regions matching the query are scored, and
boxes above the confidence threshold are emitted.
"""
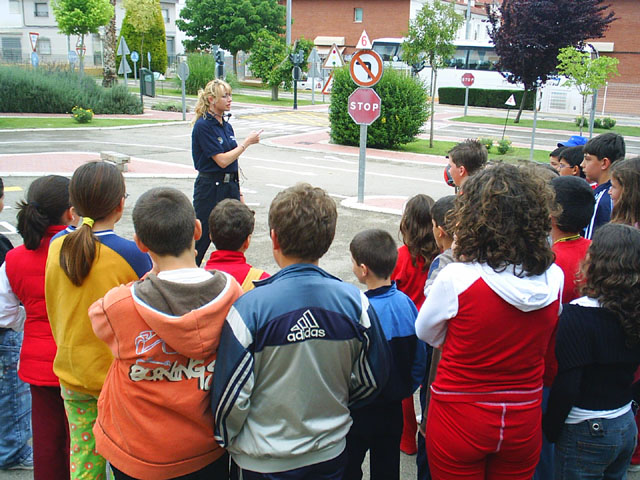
[118,0,168,74]
[557,46,619,135]
[176,0,285,74]
[330,66,430,149]
[402,0,463,147]
[248,31,312,100]
[52,0,114,73]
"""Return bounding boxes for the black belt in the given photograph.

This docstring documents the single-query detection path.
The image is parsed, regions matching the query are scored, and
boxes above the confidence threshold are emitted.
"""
[198,171,238,183]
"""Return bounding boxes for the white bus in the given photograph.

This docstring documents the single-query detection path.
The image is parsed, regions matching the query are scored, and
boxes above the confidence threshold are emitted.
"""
[371,37,585,114]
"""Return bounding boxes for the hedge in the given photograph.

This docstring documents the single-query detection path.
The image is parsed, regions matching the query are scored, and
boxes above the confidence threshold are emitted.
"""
[438,87,534,110]
[0,66,143,114]
[330,66,430,149]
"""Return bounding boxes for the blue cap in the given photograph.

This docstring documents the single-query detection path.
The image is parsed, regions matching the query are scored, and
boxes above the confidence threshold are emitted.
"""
[557,135,588,147]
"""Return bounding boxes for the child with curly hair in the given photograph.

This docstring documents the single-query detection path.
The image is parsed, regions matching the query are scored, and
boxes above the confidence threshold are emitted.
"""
[416,164,563,479]
[543,224,640,479]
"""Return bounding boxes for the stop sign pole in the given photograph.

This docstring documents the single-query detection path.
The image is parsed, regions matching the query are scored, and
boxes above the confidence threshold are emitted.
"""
[461,72,475,117]
[348,87,382,203]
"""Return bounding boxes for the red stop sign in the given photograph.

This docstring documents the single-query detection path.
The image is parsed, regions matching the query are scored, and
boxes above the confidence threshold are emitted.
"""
[461,72,475,87]
[348,88,381,125]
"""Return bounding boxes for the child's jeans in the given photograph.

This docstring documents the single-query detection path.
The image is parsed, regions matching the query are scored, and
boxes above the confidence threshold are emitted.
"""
[0,328,33,469]
[554,410,637,480]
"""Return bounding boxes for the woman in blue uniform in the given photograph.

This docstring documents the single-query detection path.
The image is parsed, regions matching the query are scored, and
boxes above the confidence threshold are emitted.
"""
[191,78,261,265]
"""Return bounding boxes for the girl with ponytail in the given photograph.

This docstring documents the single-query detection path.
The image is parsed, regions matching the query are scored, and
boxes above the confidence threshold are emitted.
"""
[1,175,72,477]
[44,162,152,480]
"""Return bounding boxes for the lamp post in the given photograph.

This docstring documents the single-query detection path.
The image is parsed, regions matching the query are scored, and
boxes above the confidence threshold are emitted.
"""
[587,43,599,139]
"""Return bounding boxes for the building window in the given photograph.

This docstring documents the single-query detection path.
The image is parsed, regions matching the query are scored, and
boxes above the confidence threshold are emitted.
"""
[354,7,363,23]
[37,38,51,55]
[162,8,170,23]
[9,0,20,14]
[34,2,48,17]
[1,37,22,62]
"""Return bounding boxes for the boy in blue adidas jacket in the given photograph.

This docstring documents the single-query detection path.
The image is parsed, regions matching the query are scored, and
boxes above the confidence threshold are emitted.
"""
[211,183,391,479]
[346,229,427,480]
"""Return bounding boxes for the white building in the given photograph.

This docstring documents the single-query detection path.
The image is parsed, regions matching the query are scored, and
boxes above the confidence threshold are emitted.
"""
[0,0,183,68]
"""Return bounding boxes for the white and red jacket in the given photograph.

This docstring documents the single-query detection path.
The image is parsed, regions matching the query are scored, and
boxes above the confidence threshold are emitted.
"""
[416,262,563,404]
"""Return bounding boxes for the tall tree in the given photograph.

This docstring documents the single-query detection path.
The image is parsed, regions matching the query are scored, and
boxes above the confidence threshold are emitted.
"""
[249,31,312,100]
[556,46,619,135]
[402,0,463,147]
[176,0,285,74]
[52,0,114,73]
[487,0,615,122]
[118,0,168,74]
[102,0,117,87]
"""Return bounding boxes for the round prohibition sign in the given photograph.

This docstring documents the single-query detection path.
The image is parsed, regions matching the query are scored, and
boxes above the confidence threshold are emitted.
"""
[350,49,384,87]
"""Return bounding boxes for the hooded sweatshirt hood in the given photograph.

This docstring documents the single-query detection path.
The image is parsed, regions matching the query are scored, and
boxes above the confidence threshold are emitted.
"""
[471,263,564,312]
[130,271,234,358]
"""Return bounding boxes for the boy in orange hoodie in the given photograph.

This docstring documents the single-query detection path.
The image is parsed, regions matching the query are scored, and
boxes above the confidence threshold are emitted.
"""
[89,187,242,480]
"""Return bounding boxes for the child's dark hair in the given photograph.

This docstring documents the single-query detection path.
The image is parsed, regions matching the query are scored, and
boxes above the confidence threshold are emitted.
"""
[268,183,337,262]
[133,187,195,257]
[579,223,640,346]
[0,177,4,197]
[452,163,555,276]
[431,195,456,234]
[611,157,640,226]
[448,139,488,175]
[549,146,566,159]
[551,176,595,233]
[583,132,625,163]
[559,146,586,178]
[209,199,255,251]
[400,194,438,273]
[17,176,70,250]
[60,162,125,286]
[350,229,398,279]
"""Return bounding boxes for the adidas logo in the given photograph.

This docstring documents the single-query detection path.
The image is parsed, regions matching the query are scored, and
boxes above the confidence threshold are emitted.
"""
[287,310,326,343]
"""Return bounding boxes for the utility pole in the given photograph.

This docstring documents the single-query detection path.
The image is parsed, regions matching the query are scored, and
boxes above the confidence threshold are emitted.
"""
[286,0,292,46]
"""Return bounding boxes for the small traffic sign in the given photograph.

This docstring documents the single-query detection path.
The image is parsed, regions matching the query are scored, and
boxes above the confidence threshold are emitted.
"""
[29,32,39,52]
[68,50,78,64]
[321,73,334,95]
[505,94,517,107]
[75,45,86,57]
[323,44,344,69]
[131,51,139,62]
[117,36,130,56]
[31,52,39,67]
[461,72,475,87]
[355,30,372,50]
[118,57,132,75]
[308,48,321,66]
[348,88,382,125]
[349,49,384,87]
[177,62,189,81]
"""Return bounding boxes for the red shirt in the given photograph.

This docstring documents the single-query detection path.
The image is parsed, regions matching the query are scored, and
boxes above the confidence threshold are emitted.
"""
[204,250,269,287]
[392,245,428,309]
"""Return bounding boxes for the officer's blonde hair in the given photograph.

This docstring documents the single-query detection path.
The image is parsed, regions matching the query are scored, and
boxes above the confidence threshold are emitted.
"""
[192,79,231,124]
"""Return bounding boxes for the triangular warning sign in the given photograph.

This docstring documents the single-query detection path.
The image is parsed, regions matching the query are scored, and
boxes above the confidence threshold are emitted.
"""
[321,72,334,94]
[355,30,372,50]
[505,94,517,107]
[322,44,344,69]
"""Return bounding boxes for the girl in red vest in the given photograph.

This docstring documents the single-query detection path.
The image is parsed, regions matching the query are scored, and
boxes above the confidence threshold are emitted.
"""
[1,175,73,479]
[416,164,563,479]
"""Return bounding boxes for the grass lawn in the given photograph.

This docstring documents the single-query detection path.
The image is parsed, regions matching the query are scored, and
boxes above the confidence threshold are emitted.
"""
[451,115,640,138]
[398,139,550,163]
[0,117,176,129]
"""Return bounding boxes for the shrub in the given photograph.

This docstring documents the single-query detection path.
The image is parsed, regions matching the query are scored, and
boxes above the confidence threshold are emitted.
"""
[438,87,534,110]
[117,4,168,74]
[478,137,493,152]
[175,54,216,95]
[71,106,93,123]
[497,138,512,155]
[330,66,430,149]
[601,116,616,129]
[151,101,187,112]
[575,116,616,130]
[225,71,241,90]
[0,65,143,114]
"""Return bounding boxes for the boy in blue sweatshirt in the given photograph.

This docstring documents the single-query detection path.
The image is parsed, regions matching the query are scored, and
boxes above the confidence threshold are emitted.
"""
[347,229,427,480]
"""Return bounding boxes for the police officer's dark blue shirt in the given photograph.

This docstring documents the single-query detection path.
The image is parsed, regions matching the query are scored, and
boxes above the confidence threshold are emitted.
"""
[192,112,238,174]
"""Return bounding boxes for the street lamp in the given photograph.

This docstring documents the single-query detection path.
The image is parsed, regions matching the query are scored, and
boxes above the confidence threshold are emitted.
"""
[587,43,598,139]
